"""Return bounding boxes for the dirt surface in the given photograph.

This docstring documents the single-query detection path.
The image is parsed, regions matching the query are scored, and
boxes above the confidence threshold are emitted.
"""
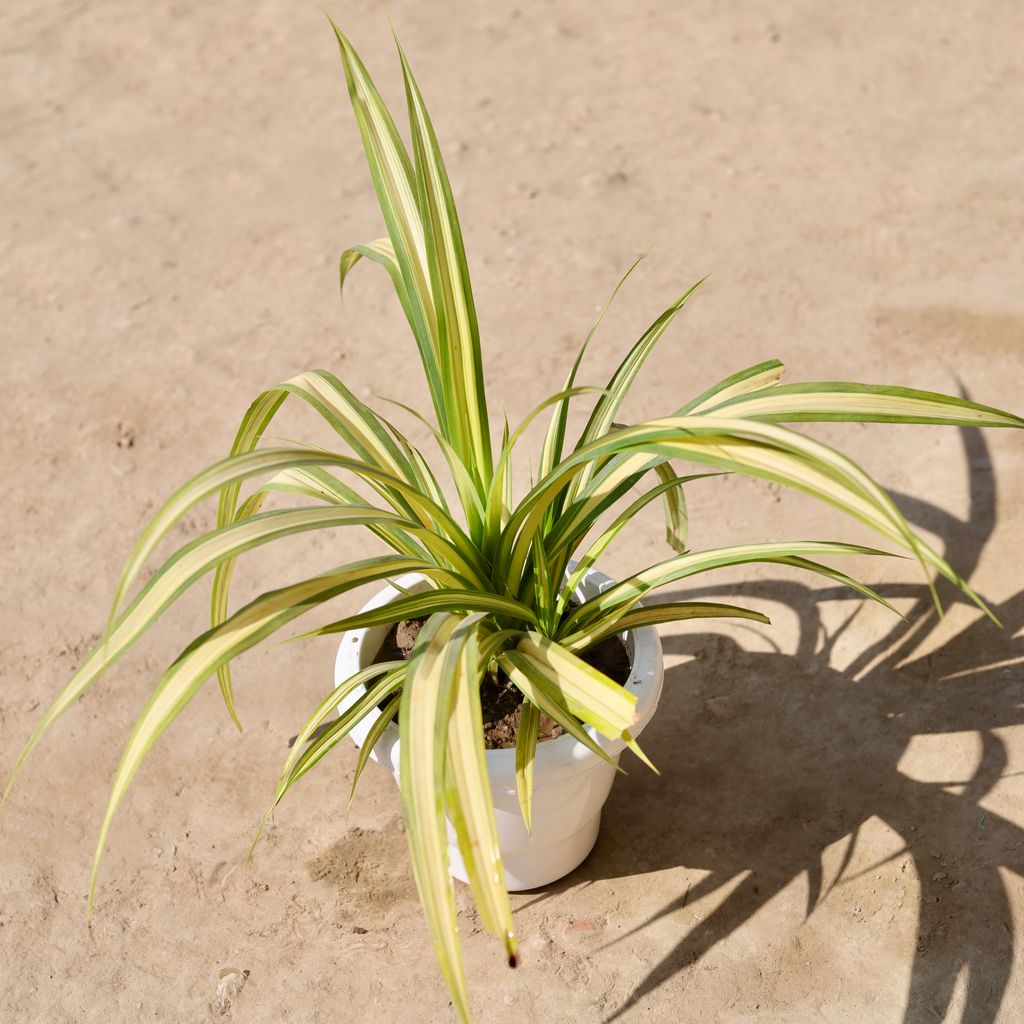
[371,619,630,748]
[3,3,1024,1023]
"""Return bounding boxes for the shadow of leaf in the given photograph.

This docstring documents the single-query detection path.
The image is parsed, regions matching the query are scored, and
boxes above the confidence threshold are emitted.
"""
[551,423,1022,1023]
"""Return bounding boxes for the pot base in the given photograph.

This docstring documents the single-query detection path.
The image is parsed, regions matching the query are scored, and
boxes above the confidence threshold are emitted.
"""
[448,812,602,892]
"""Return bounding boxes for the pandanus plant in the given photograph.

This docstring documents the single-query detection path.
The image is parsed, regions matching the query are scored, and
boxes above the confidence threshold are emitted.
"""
[6,21,1022,1022]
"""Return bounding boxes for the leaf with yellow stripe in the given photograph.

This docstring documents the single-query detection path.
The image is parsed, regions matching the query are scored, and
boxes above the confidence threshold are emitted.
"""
[398,613,473,1022]
[5,504,441,805]
[348,693,401,813]
[564,279,705,508]
[562,540,895,634]
[555,472,717,619]
[278,662,405,792]
[290,589,539,641]
[85,556,444,908]
[703,381,1024,427]
[396,36,493,492]
[273,670,405,800]
[514,634,638,740]
[561,601,770,651]
[538,252,646,492]
[514,699,540,832]
[249,663,406,858]
[330,20,448,444]
[680,359,786,413]
[210,466,430,726]
[497,652,624,772]
[443,618,517,964]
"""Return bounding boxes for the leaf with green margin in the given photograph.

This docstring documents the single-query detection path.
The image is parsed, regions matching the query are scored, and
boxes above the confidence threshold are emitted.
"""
[566,552,902,652]
[560,601,771,651]
[5,508,437,806]
[112,446,372,628]
[497,652,624,773]
[399,613,474,1022]
[81,556,443,906]
[348,692,402,813]
[538,252,647,496]
[219,369,425,526]
[532,536,555,635]
[289,589,540,641]
[562,540,896,633]
[514,699,540,832]
[495,415,978,616]
[212,488,269,729]
[253,466,431,559]
[565,278,706,506]
[679,359,786,413]
[378,395,486,543]
[642,431,989,618]
[485,387,604,547]
[654,461,690,553]
[443,619,517,960]
[514,634,638,740]
[703,381,1024,427]
[211,457,424,727]
[249,664,406,859]
[276,671,405,797]
[339,237,402,300]
[396,35,493,493]
[330,21,445,427]
[555,472,718,619]
[279,662,405,789]
[211,467,425,728]
[377,409,451,515]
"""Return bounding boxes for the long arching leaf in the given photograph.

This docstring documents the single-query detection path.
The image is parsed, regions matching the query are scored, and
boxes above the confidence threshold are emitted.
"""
[330,21,444,423]
[399,613,473,1022]
[560,601,770,651]
[83,556,445,904]
[444,619,517,962]
[290,589,539,640]
[562,540,894,633]
[704,382,1024,426]
[396,38,493,493]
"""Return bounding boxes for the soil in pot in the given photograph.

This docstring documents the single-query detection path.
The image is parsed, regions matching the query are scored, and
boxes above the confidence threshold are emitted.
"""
[372,618,630,749]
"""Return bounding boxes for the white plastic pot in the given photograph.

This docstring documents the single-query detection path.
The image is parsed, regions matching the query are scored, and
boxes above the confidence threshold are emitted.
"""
[333,567,664,890]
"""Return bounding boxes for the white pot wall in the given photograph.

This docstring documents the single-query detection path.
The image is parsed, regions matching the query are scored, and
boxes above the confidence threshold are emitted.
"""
[334,568,664,890]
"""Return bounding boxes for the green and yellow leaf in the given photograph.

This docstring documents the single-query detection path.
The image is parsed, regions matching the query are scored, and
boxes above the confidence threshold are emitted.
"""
[514,699,540,832]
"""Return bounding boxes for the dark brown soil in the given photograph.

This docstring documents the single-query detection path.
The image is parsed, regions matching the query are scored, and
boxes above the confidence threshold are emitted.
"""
[371,618,631,749]
[374,617,425,661]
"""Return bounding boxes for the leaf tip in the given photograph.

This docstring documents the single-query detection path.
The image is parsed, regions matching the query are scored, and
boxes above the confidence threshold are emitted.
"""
[505,929,519,968]
[86,875,98,922]
[1,771,17,811]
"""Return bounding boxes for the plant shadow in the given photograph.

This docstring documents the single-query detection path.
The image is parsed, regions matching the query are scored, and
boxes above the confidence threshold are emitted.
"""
[545,424,1023,1022]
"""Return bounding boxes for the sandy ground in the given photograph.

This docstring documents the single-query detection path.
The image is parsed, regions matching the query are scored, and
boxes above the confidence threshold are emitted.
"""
[3,1,1024,1021]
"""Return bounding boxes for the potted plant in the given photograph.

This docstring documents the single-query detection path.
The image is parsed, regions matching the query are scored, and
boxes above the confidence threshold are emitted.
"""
[330,564,666,895]
[6,21,1022,1022]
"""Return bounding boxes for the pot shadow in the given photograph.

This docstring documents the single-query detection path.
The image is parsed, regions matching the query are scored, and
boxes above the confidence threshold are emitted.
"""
[537,423,1024,1023]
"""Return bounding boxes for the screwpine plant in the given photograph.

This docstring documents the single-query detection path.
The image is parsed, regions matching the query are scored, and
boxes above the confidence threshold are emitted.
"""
[7,21,1024,1021]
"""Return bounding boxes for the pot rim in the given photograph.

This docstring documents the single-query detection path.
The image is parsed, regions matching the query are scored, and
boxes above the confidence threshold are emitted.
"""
[334,566,664,789]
